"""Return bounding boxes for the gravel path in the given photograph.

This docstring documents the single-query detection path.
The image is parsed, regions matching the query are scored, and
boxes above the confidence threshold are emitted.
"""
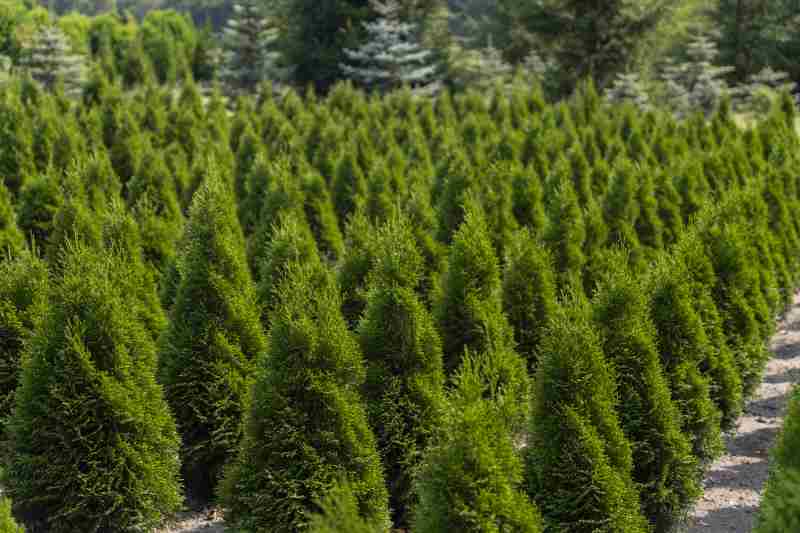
[685,292,800,532]
[157,508,225,533]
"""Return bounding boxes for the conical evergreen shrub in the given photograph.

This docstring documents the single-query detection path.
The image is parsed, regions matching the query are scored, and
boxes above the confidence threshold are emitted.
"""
[435,199,515,375]
[357,215,446,528]
[648,250,725,463]
[0,251,48,421]
[3,243,182,532]
[526,294,649,533]
[159,169,266,503]
[221,264,389,532]
[0,180,24,256]
[413,352,543,533]
[592,260,700,530]
[308,480,389,533]
[543,176,586,290]
[502,229,557,372]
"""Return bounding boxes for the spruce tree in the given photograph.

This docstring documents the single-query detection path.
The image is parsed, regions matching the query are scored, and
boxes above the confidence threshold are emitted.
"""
[592,261,700,530]
[413,353,543,533]
[502,228,557,372]
[221,264,390,532]
[340,0,441,95]
[0,179,24,256]
[20,25,86,97]
[526,294,649,532]
[221,0,287,95]
[159,170,266,503]
[3,243,181,532]
[357,215,446,528]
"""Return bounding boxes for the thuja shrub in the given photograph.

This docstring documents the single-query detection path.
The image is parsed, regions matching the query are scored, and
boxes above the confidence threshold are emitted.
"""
[527,294,649,533]
[357,216,445,528]
[756,387,800,533]
[592,260,699,531]
[308,481,389,533]
[159,170,265,503]
[0,179,24,256]
[221,265,389,532]
[0,251,49,421]
[413,352,543,533]
[3,243,182,532]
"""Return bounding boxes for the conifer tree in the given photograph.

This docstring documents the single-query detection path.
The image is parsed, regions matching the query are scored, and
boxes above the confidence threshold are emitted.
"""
[357,215,445,528]
[20,25,86,97]
[159,170,266,503]
[648,250,725,463]
[3,243,181,532]
[308,480,390,533]
[502,228,557,372]
[341,0,441,95]
[0,251,48,421]
[413,353,543,533]
[526,294,649,533]
[543,175,586,290]
[221,0,287,95]
[338,210,378,326]
[221,264,390,532]
[435,199,514,375]
[592,261,700,530]
[16,173,64,248]
[0,497,23,533]
[0,179,24,256]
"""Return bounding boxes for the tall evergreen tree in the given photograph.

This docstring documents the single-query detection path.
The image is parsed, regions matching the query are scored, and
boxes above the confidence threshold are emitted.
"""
[341,0,441,95]
[221,264,390,532]
[159,169,266,503]
[221,0,287,95]
[3,243,182,532]
[20,25,86,97]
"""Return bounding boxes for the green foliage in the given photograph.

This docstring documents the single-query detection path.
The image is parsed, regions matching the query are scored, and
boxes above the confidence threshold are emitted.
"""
[527,295,649,532]
[0,497,23,533]
[159,170,265,502]
[592,260,700,530]
[502,228,556,371]
[0,179,24,255]
[0,251,48,422]
[435,200,513,375]
[413,351,543,533]
[221,264,389,532]
[3,243,182,532]
[357,215,445,527]
[308,480,389,533]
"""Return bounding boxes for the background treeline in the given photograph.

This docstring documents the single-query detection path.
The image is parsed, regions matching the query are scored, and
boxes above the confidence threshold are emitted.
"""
[0,61,799,531]
[4,0,800,102]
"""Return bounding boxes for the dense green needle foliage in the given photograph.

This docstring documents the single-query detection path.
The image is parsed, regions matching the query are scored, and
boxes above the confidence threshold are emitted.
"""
[221,264,389,532]
[3,243,182,533]
[159,170,265,503]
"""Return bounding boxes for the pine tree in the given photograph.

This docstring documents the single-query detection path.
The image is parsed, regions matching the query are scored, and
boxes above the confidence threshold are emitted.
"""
[502,228,557,372]
[0,251,48,422]
[357,215,445,528]
[20,25,86,97]
[221,0,287,95]
[0,179,24,256]
[526,294,649,532]
[341,0,441,95]
[159,170,266,503]
[413,352,543,533]
[221,264,390,532]
[3,243,181,532]
[592,261,700,530]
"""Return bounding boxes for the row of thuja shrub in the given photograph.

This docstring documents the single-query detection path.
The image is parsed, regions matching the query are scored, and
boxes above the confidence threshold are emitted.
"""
[0,76,798,532]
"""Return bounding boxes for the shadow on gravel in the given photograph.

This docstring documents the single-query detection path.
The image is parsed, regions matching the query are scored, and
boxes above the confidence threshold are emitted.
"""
[771,341,800,360]
[762,366,800,385]
[703,457,771,492]
[726,426,780,457]
[743,392,791,419]
[685,504,759,532]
